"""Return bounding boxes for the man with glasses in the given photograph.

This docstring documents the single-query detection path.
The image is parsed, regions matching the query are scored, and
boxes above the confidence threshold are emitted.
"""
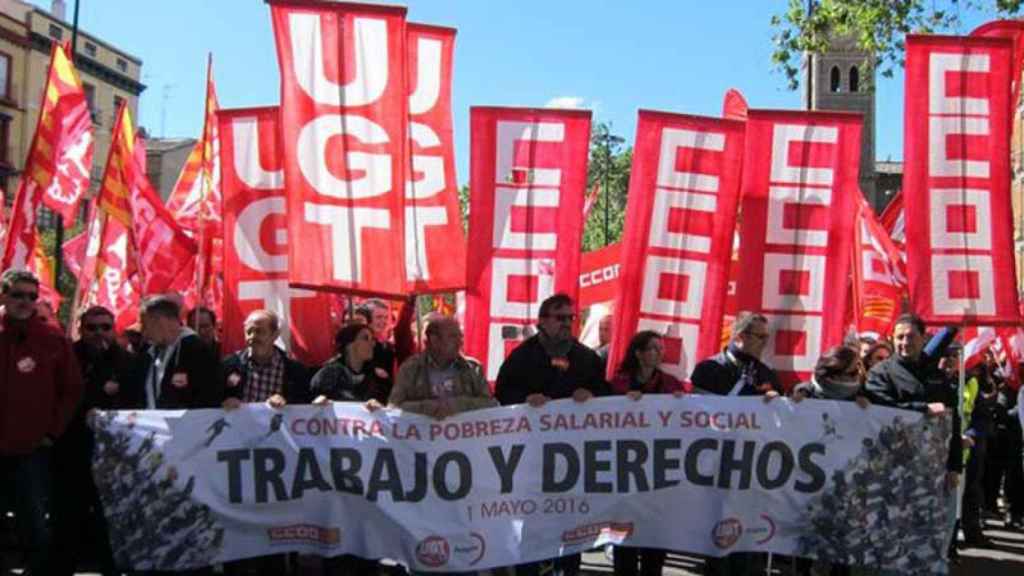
[495,293,608,576]
[691,311,781,398]
[53,306,133,576]
[690,311,780,576]
[0,269,83,575]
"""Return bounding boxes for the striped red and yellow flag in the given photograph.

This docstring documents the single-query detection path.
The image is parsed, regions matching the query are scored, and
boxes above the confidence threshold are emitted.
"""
[97,104,137,226]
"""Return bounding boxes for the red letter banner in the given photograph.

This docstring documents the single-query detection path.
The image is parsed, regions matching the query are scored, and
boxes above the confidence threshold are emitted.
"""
[608,111,745,382]
[464,107,591,381]
[219,106,335,366]
[404,24,466,293]
[578,241,621,310]
[736,110,863,387]
[904,35,1020,325]
[271,1,408,296]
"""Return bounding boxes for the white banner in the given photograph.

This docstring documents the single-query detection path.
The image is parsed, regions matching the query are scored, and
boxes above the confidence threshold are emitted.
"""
[92,397,952,573]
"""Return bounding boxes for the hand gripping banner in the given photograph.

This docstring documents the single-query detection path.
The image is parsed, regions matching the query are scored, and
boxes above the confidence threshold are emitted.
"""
[735,110,862,387]
[219,106,335,366]
[465,107,591,381]
[271,1,408,296]
[405,24,466,293]
[609,111,744,382]
[904,34,1020,325]
[92,398,953,574]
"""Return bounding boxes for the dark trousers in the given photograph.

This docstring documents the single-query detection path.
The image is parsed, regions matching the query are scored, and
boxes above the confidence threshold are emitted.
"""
[52,424,118,576]
[224,554,289,576]
[1006,419,1024,521]
[962,441,988,538]
[1,448,53,576]
[613,546,665,576]
[323,555,378,575]
[985,427,1008,511]
[704,553,764,576]
[513,553,581,576]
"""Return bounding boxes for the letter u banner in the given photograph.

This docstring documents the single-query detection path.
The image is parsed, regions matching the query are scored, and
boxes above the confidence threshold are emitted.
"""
[92,398,952,573]
[219,107,334,365]
[904,34,1021,325]
[609,111,744,382]
[464,107,591,381]
[735,110,862,387]
[271,1,408,296]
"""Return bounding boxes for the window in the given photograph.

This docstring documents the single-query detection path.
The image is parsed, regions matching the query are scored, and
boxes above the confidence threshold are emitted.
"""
[849,66,860,92]
[0,52,10,101]
[116,58,127,73]
[82,83,97,122]
[0,115,10,165]
[113,94,124,114]
[48,24,63,40]
[830,66,841,92]
[84,42,97,57]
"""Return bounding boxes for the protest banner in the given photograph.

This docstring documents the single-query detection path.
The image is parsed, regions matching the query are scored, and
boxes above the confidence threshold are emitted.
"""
[94,397,951,573]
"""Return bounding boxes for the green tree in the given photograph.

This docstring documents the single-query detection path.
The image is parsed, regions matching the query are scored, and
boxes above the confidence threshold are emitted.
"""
[583,122,632,252]
[770,0,1023,91]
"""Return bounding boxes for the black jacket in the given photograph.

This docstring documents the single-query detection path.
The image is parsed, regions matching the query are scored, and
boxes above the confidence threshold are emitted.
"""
[124,332,222,409]
[221,347,313,405]
[690,348,781,396]
[494,335,608,406]
[73,340,136,413]
[863,355,962,473]
[310,357,387,403]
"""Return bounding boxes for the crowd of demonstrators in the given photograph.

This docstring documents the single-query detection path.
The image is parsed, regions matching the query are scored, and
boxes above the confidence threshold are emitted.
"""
[5,261,1024,576]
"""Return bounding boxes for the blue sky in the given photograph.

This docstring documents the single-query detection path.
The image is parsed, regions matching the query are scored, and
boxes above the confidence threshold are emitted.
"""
[30,1,989,185]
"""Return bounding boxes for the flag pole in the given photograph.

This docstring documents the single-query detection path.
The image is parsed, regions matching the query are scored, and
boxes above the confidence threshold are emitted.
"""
[193,53,212,331]
[55,0,81,311]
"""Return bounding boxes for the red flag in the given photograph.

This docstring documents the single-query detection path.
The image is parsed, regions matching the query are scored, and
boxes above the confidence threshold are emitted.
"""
[971,20,1024,110]
[609,111,744,381]
[128,136,198,296]
[464,107,591,381]
[852,194,906,338]
[722,88,749,121]
[904,34,1020,325]
[578,241,621,309]
[219,106,335,365]
[735,110,863,387]
[2,44,91,268]
[61,228,87,279]
[167,57,221,232]
[879,190,907,277]
[271,1,409,296]
[73,194,140,334]
[405,24,466,293]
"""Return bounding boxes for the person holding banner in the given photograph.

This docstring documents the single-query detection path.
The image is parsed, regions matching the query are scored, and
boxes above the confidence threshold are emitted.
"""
[0,269,83,576]
[389,316,496,420]
[126,295,222,410]
[495,293,607,576]
[690,312,781,398]
[608,330,687,576]
[690,311,780,576]
[791,346,870,407]
[220,309,313,412]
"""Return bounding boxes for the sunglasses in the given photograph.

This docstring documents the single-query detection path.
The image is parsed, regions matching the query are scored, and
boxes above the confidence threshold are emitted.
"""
[84,323,114,332]
[6,290,39,302]
[547,313,576,322]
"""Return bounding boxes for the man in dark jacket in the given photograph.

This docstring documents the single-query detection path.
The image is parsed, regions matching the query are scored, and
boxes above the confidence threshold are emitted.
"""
[125,295,222,409]
[495,293,607,576]
[690,312,779,576]
[690,312,782,397]
[53,306,134,576]
[0,269,83,575]
[221,309,312,409]
[220,309,310,576]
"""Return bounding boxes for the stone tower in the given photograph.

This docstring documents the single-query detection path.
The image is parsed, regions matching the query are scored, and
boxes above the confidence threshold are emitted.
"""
[804,36,880,210]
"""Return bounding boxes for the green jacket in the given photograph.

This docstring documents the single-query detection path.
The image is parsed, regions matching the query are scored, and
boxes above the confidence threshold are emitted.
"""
[389,352,498,417]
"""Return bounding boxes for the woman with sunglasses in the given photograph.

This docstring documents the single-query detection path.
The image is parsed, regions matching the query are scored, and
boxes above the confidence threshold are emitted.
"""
[608,330,688,576]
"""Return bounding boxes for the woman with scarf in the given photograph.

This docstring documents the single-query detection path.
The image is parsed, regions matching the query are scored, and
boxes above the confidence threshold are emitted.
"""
[608,330,688,576]
[791,345,869,576]
[310,323,387,575]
